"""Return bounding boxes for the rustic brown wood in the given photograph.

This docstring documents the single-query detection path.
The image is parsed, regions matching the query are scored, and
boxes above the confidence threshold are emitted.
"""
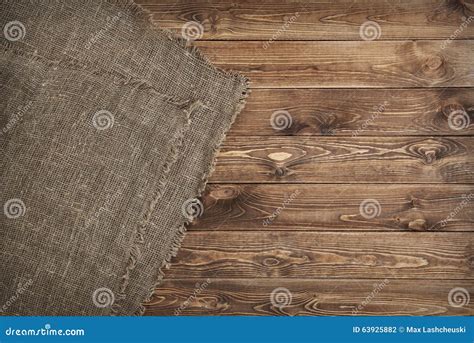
[228,88,474,136]
[139,0,474,316]
[138,0,474,40]
[144,279,474,316]
[165,232,473,279]
[194,40,474,88]
[210,136,474,183]
[192,184,474,231]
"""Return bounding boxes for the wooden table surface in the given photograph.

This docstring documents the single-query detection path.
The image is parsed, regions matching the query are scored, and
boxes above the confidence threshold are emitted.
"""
[138,0,474,316]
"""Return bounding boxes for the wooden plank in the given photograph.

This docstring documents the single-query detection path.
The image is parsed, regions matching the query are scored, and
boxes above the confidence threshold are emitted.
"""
[165,232,473,279]
[194,40,474,88]
[144,279,474,316]
[210,136,474,183]
[138,0,474,40]
[228,88,474,136]
[192,184,474,231]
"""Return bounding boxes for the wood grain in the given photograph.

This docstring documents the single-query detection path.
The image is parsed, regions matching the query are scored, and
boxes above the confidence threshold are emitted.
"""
[192,184,474,231]
[210,136,474,183]
[138,0,474,40]
[144,279,474,316]
[165,232,473,279]
[228,88,474,136]
[194,40,474,88]
[139,0,474,316]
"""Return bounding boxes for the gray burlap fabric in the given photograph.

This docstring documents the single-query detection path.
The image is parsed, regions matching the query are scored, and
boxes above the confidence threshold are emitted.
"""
[0,0,248,315]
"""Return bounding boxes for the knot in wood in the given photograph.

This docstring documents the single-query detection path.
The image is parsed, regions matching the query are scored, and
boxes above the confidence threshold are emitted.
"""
[275,166,287,177]
[425,55,443,70]
[408,218,427,231]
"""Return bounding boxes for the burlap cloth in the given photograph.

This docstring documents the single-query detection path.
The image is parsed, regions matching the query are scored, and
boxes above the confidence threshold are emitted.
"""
[0,0,248,315]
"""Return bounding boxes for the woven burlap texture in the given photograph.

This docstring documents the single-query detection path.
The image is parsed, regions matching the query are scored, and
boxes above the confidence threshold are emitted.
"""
[0,0,248,315]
